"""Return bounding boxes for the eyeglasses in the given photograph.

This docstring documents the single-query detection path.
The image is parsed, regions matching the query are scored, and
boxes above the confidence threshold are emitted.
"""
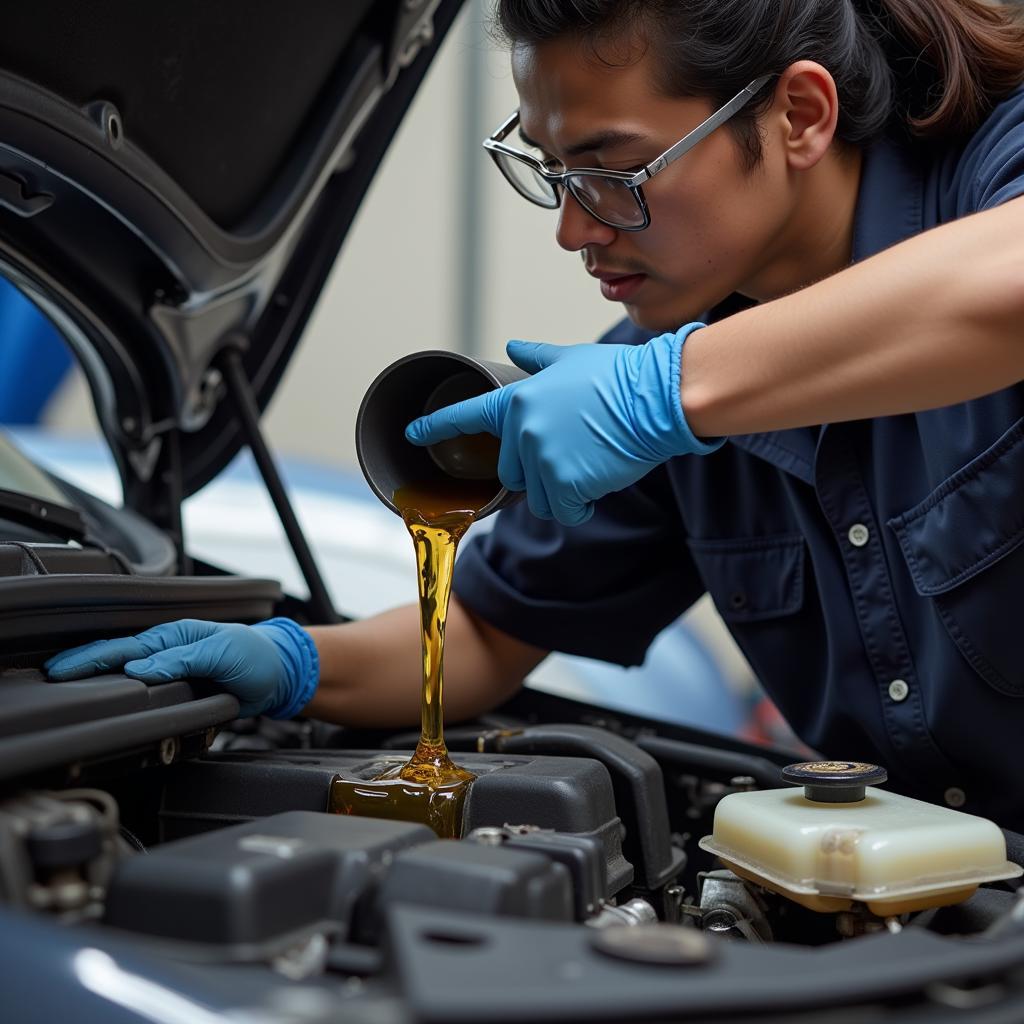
[483,75,773,231]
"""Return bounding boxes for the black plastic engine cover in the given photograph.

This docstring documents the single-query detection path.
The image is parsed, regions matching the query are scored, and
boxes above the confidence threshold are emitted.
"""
[376,840,574,925]
[105,808,577,956]
[104,810,432,955]
[159,749,634,898]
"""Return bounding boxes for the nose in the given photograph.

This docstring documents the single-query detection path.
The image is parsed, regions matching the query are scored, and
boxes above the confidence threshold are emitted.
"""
[554,192,617,252]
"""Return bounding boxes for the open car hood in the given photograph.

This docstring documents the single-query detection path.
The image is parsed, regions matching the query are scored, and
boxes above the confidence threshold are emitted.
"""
[0,0,465,512]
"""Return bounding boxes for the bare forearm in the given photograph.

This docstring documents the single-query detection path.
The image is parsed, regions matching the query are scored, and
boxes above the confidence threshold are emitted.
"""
[303,597,546,727]
[682,196,1024,436]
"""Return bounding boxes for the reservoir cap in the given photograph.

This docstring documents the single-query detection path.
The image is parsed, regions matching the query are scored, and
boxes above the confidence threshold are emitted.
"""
[782,761,888,804]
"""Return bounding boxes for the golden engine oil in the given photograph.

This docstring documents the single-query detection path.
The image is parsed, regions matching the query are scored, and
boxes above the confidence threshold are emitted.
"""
[330,479,495,837]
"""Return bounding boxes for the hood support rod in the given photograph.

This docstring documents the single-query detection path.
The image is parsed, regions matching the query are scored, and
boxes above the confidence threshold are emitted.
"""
[218,346,340,625]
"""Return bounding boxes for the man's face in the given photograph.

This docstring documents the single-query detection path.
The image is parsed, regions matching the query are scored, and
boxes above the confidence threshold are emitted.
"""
[512,35,796,332]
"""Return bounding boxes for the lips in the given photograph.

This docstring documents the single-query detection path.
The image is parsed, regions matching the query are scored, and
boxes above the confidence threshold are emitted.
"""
[591,271,647,302]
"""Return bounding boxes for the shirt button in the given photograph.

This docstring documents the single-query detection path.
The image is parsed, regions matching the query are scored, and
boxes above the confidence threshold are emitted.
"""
[945,787,967,809]
[848,523,870,547]
[888,679,910,702]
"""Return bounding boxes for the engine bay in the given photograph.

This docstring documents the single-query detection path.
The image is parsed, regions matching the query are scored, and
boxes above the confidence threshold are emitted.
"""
[3,672,1024,1024]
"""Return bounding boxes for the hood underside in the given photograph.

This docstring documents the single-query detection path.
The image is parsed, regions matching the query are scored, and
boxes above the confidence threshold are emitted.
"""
[0,0,466,506]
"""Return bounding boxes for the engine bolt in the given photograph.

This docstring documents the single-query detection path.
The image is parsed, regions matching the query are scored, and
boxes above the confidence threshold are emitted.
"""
[664,885,685,924]
[703,909,739,934]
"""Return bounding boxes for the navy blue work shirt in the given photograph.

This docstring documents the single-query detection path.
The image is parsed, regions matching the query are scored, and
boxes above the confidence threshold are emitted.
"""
[454,88,1024,830]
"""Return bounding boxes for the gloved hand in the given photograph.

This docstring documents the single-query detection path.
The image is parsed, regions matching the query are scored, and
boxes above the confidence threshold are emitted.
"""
[405,323,723,526]
[43,618,319,719]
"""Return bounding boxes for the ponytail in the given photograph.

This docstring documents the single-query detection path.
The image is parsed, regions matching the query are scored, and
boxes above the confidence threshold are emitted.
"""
[495,0,1024,155]
[860,0,1024,140]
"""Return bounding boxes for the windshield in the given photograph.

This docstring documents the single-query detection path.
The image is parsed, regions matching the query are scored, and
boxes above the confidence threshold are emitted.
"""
[0,431,72,506]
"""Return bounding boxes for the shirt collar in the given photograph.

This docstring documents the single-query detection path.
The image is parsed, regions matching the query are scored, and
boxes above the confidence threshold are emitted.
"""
[851,133,925,263]
[727,136,926,482]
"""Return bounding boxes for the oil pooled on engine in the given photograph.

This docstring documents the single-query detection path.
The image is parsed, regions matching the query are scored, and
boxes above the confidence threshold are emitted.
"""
[330,479,495,837]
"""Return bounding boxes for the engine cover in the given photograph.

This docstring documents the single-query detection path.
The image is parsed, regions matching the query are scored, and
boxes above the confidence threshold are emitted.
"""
[159,749,634,900]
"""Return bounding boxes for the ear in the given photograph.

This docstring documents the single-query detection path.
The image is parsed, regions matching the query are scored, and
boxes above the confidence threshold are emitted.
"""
[770,61,840,171]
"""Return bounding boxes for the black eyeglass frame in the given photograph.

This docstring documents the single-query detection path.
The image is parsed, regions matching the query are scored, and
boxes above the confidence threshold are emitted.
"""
[483,75,774,231]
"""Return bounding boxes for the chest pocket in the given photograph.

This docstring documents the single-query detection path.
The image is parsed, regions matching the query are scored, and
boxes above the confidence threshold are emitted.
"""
[686,534,805,623]
[888,417,1024,697]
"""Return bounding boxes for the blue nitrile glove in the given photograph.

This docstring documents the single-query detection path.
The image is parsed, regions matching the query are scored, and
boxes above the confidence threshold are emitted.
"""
[43,618,319,719]
[405,323,723,526]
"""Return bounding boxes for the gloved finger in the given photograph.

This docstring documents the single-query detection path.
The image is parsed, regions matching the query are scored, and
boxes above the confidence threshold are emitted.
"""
[44,619,221,680]
[554,497,595,527]
[45,635,165,680]
[123,634,233,684]
[544,473,594,527]
[125,637,273,717]
[405,386,512,445]
[497,435,526,492]
[505,340,569,375]
[132,619,219,648]
[520,445,554,521]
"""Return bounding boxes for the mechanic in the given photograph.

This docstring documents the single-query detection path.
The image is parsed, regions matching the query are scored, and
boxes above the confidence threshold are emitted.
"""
[46,0,1024,829]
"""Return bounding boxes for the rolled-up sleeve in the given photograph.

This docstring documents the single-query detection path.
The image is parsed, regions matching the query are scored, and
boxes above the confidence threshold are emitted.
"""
[454,464,704,666]
[950,88,1024,212]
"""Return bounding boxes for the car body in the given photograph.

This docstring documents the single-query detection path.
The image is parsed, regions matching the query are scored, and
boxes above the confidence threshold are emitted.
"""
[1,5,1023,1023]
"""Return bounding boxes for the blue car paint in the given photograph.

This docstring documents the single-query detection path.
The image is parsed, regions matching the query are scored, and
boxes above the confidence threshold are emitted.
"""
[0,278,71,424]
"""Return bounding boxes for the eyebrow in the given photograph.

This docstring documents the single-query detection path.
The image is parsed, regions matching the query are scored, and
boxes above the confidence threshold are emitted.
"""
[518,125,648,158]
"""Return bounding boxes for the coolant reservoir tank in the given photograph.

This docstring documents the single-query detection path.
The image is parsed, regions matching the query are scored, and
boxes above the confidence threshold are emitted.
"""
[699,761,1022,915]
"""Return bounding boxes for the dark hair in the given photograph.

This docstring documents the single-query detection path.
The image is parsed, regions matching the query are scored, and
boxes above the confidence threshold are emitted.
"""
[494,0,1024,163]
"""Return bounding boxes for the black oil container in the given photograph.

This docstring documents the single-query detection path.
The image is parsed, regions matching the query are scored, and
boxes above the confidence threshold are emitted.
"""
[355,350,525,519]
